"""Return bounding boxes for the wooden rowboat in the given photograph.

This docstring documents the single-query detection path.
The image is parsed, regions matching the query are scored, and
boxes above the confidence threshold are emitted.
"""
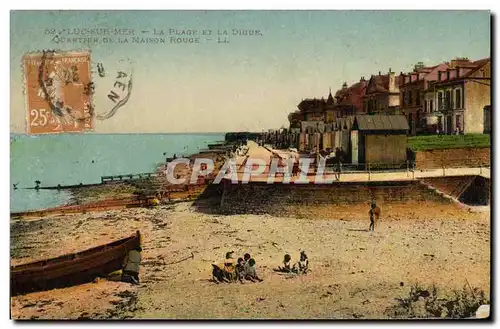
[10,231,141,296]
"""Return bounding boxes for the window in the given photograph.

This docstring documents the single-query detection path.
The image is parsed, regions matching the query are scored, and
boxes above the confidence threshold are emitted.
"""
[429,99,434,112]
[402,91,406,106]
[455,89,462,109]
[446,90,452,110]
[424,100,427,112]
[437,92,443,111]
[416,90,421,106]
[408,91,413,105]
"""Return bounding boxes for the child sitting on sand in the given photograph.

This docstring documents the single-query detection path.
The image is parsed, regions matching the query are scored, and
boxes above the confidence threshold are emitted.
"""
[235,257,246,284]
[245,258,263,282]
[292,251,309,274]
[223,251,236,282]
[274,254,292,273]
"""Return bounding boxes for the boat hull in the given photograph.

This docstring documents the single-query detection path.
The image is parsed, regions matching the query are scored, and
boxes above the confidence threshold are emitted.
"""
[11,231,141,296]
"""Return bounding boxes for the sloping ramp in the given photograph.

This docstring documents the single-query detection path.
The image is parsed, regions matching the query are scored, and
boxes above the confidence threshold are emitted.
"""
[420,176,490,206]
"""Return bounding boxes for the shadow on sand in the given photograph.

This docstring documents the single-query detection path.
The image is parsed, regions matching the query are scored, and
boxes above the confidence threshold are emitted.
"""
[346,228,369,232]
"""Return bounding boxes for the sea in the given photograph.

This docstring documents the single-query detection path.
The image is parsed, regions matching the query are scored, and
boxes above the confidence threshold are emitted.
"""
[10,133,225,212]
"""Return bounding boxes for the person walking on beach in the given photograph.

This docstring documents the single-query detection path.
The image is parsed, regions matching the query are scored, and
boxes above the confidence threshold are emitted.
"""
[334,147,342,180]
[369,201,381,233]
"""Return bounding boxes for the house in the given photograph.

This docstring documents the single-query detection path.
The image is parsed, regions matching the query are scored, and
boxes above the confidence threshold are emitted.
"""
[350,115,409,169]
[363,69,401,115]
[295,90,336,123]
[334,77,368,117]
[398,62,450,135]
[428,57,490,134]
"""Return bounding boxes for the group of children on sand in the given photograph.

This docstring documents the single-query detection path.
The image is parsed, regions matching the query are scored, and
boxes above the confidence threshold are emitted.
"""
[211,250,310,284]
[212,251,263,284]
[274,251,309,275]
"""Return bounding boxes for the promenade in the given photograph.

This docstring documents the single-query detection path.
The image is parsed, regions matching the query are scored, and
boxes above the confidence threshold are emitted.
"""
[230,141,490,183]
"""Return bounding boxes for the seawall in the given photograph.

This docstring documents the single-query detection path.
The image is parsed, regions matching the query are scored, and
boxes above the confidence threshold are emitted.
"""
[220,180,452,218]
[415,147,490,169]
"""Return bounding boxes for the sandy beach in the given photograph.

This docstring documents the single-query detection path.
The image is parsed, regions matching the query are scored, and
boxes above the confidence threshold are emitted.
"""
[10,197,490,319]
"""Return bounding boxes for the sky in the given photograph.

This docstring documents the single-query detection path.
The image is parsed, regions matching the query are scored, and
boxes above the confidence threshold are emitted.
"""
[10,10,491,133]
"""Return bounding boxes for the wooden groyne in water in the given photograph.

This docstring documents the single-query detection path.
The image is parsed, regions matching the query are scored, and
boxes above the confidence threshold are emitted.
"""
[25,183,102,190]
[101,172,157,184]
[22,172,157,190]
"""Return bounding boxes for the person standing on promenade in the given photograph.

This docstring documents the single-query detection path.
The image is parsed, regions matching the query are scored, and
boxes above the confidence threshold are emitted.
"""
[369,201,381,233]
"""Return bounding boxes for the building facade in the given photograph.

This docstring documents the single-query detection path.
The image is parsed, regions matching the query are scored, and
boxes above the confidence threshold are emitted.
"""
[351,115,409,168]
[428,57,490,134]
[334,78,368,117]
[363,69,401,115]
[399,62,450,135]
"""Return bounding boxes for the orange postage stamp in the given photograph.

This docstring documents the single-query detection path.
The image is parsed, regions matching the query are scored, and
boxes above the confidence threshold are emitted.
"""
[23,50,93,134]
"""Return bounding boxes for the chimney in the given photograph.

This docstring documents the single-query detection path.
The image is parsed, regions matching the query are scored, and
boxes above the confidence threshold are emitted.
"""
[389,67,392,73]
[438,71,442,81]
[450,57,471,69]
[360,76,365,81]
[342,82,348,89]
[378,71,381,76]
[389,71,396,92]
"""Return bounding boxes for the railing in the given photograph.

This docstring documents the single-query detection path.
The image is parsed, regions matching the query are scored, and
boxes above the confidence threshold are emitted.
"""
[229,161,490,182]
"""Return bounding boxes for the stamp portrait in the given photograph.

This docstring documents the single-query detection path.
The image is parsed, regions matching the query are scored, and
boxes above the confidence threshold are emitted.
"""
[23,50,93,134]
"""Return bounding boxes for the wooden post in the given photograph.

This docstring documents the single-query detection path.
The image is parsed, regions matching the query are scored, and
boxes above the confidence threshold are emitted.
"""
[442,166,445,177]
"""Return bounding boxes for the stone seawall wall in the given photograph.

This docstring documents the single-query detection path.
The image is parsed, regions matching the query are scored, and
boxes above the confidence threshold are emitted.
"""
[415,147,490,169]
[220,182,451,217]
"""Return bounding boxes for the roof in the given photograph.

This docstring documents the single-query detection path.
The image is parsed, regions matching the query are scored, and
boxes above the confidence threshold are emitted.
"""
[400,63,450,87]
[365,74,401,95]
[297,95,334,112]
[460,57,490,79]
[334,81,367,111]
[353,115,409,131]
[433,57,490,85]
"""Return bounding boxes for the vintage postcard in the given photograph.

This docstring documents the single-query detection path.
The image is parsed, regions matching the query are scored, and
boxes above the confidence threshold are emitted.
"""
[10,10,491,320]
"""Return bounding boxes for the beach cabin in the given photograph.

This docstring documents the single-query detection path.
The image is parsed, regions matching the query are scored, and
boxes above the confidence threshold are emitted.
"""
[350,115,409,169]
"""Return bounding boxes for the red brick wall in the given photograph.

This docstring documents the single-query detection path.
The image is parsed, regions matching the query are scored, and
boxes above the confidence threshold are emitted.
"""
[415,147,490,169]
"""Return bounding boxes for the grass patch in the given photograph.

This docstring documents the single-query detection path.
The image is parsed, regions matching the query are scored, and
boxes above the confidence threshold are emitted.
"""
[408,134,490,151]
[386,283,489,319]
